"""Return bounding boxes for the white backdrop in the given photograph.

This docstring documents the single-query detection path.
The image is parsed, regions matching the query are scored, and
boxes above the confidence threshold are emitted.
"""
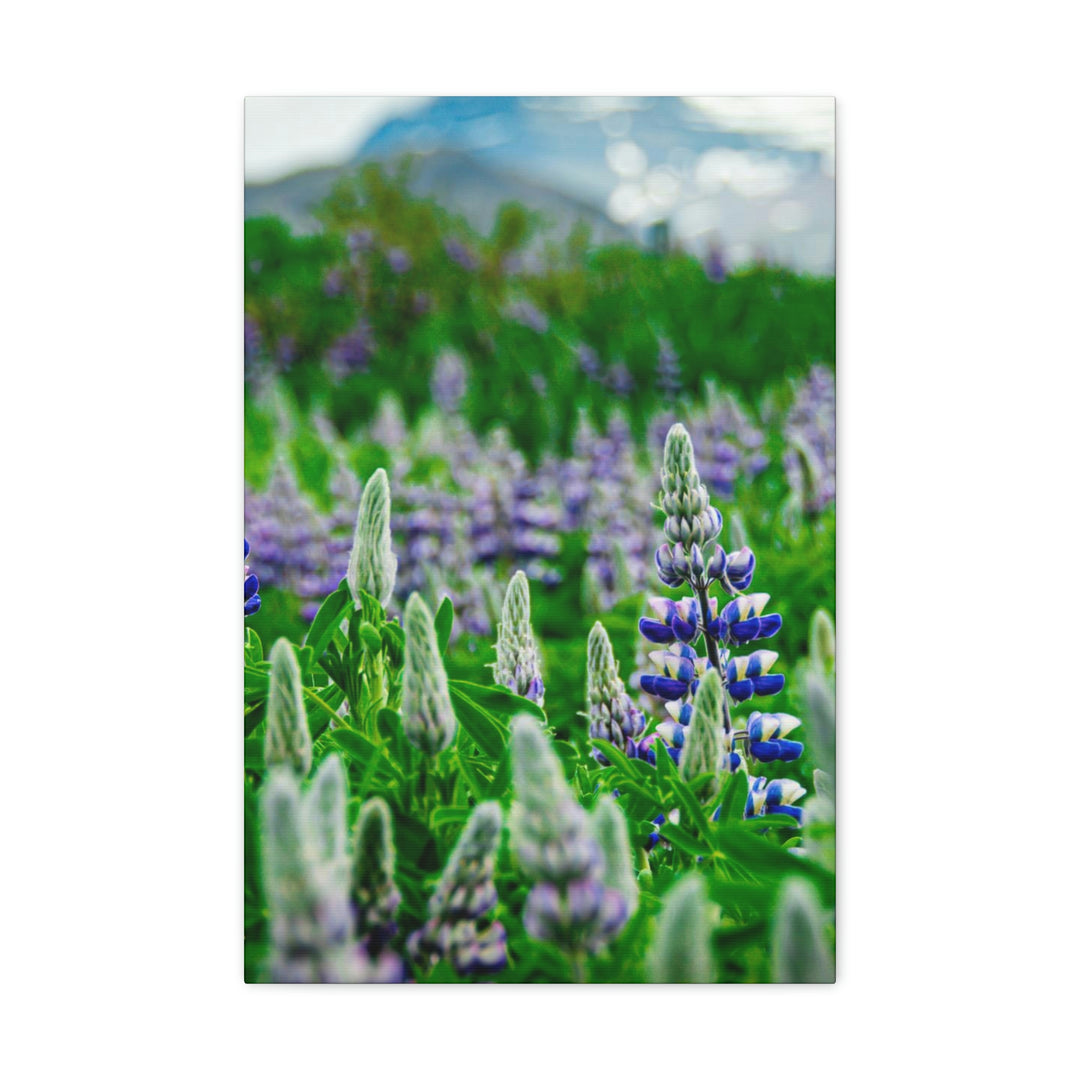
[3,2,1077,1078]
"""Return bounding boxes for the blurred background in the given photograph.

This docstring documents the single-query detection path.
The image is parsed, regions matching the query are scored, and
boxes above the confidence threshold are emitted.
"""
[244,95,835,747]
[246,96,834,273]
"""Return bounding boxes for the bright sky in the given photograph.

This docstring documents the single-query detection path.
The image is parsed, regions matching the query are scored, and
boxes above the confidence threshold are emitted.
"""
[244,97,432,184]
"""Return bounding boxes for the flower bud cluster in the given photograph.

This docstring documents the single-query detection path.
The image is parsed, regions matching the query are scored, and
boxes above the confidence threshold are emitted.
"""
[259,756,403,984]
[586,623,646,761]
[510,717,630,954]
[401,592,458,754]
[351,798,403,954]
[493,571,545,706]
[409,802,508,977]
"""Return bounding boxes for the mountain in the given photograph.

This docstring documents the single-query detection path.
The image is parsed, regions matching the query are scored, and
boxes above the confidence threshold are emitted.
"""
[245,96,835,272]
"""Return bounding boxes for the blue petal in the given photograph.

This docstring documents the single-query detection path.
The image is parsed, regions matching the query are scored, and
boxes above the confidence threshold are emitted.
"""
[752,674,785,696]
[640,675,689,701]
[244,595,261,616]
[639,618,676,644]
[728,679,754,702]
[672,616,696,643]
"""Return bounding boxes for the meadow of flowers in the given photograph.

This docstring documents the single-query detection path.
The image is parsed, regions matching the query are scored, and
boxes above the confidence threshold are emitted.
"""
[243,165,836,984]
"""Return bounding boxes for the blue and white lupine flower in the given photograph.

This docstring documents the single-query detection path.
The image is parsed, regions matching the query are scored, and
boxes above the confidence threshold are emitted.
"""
[715,593,783,645]
[707,544,756,595]
[639,645,710,701]
[586,622,646,761]
[510,716,629,955]
[726,649,785,703]
[244,538,261,616]
[493,570,545,706]
[745,711,804,763]
[746,777,807,824]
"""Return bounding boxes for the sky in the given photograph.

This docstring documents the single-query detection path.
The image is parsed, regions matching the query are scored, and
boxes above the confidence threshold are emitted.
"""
[244,96,834,185]
[244,97,432,184]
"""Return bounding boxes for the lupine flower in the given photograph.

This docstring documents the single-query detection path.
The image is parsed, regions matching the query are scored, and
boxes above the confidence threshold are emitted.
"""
[386,247,412,274]
[510,716,628,955]
[264,639,312,777]
[639,643,709,701]
[244,538,261,616]
[656,337,681,402]
[726,649,785,703]
[323,267,345,298]
[715,593,783,645]
[401,592,457,754]
[506,298,549,333]
[654,426,722,591]
[772,878,835,983]
[704,244,727,283]
[745,776,807,823]
[347,228,374,258]
[576,343,603,381]
[325,321,374,380]
[431,349,467,414]
[784,365,836,514]
[586,622,646,761]
[745,711,803,763]
[708,544,756,595]
[638,596,700,645]
[260,757,403,984]
[408,801,507,977]
[351,797,402,954]
[493,570,545,706]
[444,236,478,270]
[347,467,398,609]
[608,360,634,397]
[260,765,353,983]
[646,874,717,984]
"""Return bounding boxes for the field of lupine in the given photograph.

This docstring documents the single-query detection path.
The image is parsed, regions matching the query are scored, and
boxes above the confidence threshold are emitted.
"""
[244,167,836,983]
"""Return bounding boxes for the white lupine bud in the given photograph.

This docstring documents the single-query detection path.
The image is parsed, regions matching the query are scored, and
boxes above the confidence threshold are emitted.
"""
[680,667,724,797]
[401,592,457,754]
[646,874,717,983]
[351,797,402,943]
[493,571,545,706]
[264,639,312,777]
[659,423,721,550]
[809,608,836,676]
[586,622,645,754]
[347,467,397,608]
[772,878,835,983]
[591,796,638,919]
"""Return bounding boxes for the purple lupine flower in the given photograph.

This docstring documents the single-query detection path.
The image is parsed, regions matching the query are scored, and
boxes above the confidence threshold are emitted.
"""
[510,718,631,957]
[656,338,681,402]
[704,244,727,283]
[608,361,634,397]
[244,538,261,616]
[506,298,549,334]
[386,247,412,274]
[444,236,478,270]
[323,267,345,298]
[784,364,836,513]
[576,343,603,382]
[244,316,262,368]
[347,228,374,259]
[326,321,374,381]
[431,350,467,414]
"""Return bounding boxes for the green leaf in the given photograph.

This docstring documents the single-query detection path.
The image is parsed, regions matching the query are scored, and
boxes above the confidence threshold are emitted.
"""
[358,621,383,653]
[432,806,473,828]
[301,687,342,741]
[243,736,264,772]
[447,680,546,722]
[303,581,352,662]
[448,686,509,760]
[717,770,749,825]
[660,821,711,858]
[434,596,454,655]
[243,627,263,665]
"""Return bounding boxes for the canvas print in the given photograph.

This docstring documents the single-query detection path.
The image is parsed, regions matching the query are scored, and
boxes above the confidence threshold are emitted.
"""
[243,96,836,984]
